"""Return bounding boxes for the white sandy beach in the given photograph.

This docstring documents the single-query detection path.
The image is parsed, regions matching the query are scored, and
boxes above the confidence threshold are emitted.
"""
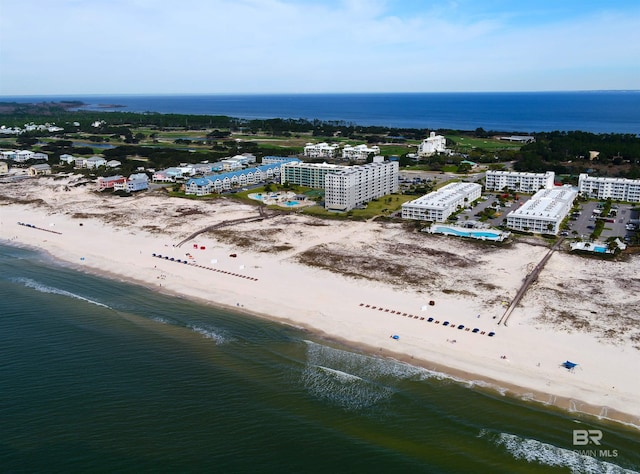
[1,175,639,427]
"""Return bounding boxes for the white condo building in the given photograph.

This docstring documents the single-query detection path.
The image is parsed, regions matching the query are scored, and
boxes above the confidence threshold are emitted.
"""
[506,186,578,234]
[342,144,381,162]
[417,132,447,156]
[485,170,555,193]
[303,142,340,159]
[401,182,482,222]
[324,159,399,212]
[281,161,347,188]
[578,174,640,202]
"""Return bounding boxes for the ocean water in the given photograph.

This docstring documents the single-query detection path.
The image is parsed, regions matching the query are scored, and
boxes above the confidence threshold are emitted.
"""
[2,91,640,133]
[1,242,639,473]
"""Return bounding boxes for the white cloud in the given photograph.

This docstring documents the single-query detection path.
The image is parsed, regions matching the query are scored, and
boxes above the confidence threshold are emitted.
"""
[0,0,638,94]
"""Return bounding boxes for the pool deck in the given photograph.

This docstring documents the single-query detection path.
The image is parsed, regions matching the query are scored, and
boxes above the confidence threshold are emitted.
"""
[425,224,510,242]
[248,191,314,209]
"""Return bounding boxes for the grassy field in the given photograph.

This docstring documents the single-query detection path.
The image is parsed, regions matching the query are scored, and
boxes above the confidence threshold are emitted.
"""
[231,184,414,220]
[445,135,521,152]
[302,194,415,220]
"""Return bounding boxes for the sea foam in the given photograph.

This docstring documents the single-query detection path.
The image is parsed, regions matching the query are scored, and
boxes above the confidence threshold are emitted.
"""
[14,277,111,309]
[483,430,638,474]
[188,324,233,345]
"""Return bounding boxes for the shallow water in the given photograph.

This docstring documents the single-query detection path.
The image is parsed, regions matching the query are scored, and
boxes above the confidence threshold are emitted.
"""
[1,243,638,473]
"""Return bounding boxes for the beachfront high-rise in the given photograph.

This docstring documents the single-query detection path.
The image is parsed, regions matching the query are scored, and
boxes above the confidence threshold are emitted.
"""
[281,161,347,188]
[401,182,482,222]
[578,173,640,202]
[506,186,578,234]
[485,170,555,193]
[324,159,399,212]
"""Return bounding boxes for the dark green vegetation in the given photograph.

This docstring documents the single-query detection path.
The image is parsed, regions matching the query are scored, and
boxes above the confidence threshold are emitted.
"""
[1,103,639,178]
[515,131,640,179]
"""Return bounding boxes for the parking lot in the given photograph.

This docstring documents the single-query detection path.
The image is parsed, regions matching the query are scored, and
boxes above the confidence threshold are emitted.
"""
[567,201,638,242]
[455,193,638,242]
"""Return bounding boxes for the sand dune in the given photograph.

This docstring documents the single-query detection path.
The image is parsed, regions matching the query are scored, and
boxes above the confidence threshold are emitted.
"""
[1,175,639,427]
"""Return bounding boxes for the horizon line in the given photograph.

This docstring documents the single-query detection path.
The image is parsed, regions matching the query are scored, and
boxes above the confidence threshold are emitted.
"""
[1,89,639,99]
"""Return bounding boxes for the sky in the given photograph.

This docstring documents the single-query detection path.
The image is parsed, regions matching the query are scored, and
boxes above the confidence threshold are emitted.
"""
[1,0,639,95]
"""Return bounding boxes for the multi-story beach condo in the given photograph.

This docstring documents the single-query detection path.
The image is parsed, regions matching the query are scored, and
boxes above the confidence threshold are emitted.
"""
[324,159,399,212]
[506,186,578,234]
[303,142,340,159]
[185,160,298,196]
[262,156,297,165]
[281,161,347,188]
[401,182,482,222]
[417,132,447,156]
[485,170,555,193]
[578,174,640,202]
[341,144,381,162]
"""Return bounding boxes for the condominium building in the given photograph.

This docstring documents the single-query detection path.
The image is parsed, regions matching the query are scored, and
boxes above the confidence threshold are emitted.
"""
[281,161,347,188]
[506,186,578,234]
[262,156,299,165]
[219,154,257,170]
[578,174,640,202]
[401,182,482,222]
[417,132,447,156]
[342,144,381,162]
[303,142,340,159]
[324,159,399,212]
[484,170,555,193]
[185,160,296,196]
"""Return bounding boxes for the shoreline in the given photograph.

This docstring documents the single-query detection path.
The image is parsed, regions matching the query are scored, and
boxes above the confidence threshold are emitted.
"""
[4,240,639,431]
[1,180,639,430]
[6,238,639,430]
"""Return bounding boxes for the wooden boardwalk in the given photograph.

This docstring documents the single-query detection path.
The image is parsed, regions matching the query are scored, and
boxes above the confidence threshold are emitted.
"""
[175,206,273,248]
[498,237,564,327]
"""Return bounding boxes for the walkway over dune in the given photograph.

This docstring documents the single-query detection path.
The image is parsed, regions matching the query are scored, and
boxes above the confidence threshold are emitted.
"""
[176,206,275,248]
[498,237,564,326]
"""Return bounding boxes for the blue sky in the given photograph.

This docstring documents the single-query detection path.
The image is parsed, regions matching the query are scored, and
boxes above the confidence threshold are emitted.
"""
[1,0,639,95]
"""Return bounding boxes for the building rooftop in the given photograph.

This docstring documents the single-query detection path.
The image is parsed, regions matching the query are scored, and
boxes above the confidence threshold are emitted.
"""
[508,187,577,218]
[405,182,481,209]
[284,161,345,170]
[187,160,297,187]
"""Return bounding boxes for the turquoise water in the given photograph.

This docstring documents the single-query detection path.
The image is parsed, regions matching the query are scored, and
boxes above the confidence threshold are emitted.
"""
[434,226,502,239]
[286,201,300,206]
[1,243,638,473]
[594,246,608,253]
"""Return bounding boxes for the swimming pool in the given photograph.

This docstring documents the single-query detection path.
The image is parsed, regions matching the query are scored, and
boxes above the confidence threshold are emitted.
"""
[593,246,608,253]
[285,201,300,206]
[431,226,508,241]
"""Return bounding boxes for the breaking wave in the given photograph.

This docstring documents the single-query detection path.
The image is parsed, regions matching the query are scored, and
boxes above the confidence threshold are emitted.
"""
[480,430,638,474]
[13,277,111,309]
[188,324,234,345]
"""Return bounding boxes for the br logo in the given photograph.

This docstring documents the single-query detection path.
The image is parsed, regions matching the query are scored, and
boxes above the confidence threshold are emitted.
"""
[573,429,603,446]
